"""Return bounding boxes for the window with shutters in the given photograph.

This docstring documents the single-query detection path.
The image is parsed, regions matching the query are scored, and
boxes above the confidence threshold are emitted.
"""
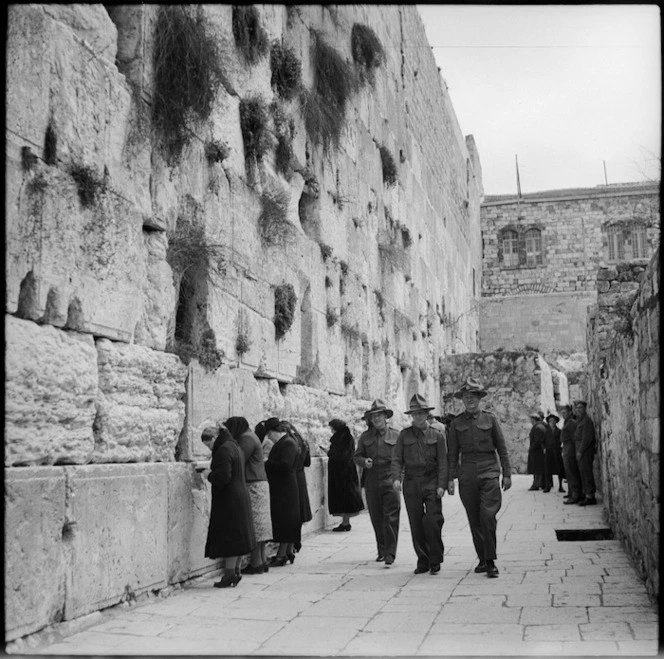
[502,230,519,267]
[525,228,543,265]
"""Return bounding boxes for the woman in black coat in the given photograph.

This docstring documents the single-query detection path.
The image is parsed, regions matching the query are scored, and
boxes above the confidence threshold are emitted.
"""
[283,421,312,553]
[327,418,364,531]
[544,412,565,493]
[527,412,547,491]
[202,426,256,588]
[264,418,301,567]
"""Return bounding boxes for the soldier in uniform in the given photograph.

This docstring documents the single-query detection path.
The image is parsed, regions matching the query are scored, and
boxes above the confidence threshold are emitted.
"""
[391,394,447,575]
[560,404,582,504]
[354,400,401,566]
[447,378,511,579]
[573,400,597,506]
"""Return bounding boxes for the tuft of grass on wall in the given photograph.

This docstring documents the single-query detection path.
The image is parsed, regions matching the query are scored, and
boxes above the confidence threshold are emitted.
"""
[379,145,398,187]
[351,23,384,84]
[21,146,38,172]
[319,243,333,261]
[274,283,297,340]
[69,163,106,208]
[239,95,272,171]
[326,306,338,328]
[205,139,229,165]
[270,41,302,100]
[344,370,354,386]
[232,5,269,65]
[301,30,359,150]
[271,101,295,178]
[258,188,294,248]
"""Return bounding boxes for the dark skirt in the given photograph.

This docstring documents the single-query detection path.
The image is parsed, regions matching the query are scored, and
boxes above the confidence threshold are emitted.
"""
[328,460,364,515]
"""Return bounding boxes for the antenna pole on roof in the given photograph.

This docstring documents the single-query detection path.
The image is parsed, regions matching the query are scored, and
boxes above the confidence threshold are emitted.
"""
[603,160,608,185]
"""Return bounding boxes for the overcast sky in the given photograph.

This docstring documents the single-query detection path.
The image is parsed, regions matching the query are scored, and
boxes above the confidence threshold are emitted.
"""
[416,4,661,195]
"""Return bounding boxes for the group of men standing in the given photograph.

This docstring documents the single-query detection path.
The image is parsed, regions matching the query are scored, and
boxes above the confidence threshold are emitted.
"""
[528,401,597,506]
[354,377,511,579]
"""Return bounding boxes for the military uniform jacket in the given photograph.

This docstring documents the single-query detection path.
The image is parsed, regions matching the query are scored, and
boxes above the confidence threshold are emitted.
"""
[447,410,511,481]
[354,426,400,472]
[391,424,447,488]
[574,415,596,455]
[560,417,577,445]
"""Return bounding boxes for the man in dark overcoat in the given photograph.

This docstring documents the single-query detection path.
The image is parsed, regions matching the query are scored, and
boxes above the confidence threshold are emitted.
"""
[527,411,547,491]
[573,400,597,506]
[560,404,582,504]
[354,400,401,566]
[391,393,447,575]
[447,378,511,579]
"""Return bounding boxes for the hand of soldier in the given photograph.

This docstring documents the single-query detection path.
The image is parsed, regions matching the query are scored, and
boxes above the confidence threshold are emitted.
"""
[365,458,373,469]
[447,480,455,495]
[502,476,512,491]
[436,487,445,499]
[392,480,402,492]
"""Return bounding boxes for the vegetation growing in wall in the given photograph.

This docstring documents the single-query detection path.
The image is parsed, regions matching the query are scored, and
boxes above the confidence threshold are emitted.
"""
[239,95,271,171]
[324,275,333,288]
[301,30,359,150]
[350,23,384,84]
[21,146,38,172]
[401,226,412,248]
[319,243,333,261]
[152,6,224,163]
[270,41,302,100]
[44,121,57,165]
[274,283,297,339]
[339,260,349,277]
[258,188,294,248]
[235,331,252,356]
[326,306,338,328]
[232,5,269,64]
[271,102,295,178]
[379,145,398,187]
[205,139,230,164]
[69,163,106,208]
[344,370,354,386]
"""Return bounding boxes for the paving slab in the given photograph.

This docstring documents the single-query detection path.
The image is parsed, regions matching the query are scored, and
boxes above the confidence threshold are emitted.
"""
[14,475,658,657]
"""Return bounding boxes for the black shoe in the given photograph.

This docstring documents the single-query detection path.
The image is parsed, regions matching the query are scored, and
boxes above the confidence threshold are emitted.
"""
[486,564,499,578]
[414,565,429,574]
[333,523,351,532]
[241,564,264,575]
[384,555,394,566]
[376,554,385,562]
[474,562,487,573]
[214,573,241,588]
[270,556,288,567]
[578,498,597,506]
[564,497,582,504]
[542,488,551,493]
[558,486,566,493]
[527,486,540,491]
[287,552,296,564]
[429,564,440,575]
[262,563,270,573]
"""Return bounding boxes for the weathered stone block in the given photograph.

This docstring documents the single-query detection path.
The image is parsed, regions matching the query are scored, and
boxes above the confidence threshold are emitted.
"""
[93,340,187,463]
[5,316,97,466]
[166,463,220,583]
[4,468,67,641]
[64,464,168,619]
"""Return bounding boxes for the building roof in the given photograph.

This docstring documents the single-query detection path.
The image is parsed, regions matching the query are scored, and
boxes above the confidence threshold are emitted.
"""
[482,181,660,206]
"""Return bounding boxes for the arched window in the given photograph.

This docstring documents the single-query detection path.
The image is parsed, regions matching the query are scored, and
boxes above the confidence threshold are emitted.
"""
[525,228,543,265]
[631,224,648,258]
[606,224,624,262]
[502,230,519,267]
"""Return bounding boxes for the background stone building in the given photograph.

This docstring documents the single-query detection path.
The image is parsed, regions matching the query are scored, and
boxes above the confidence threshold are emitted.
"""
[5,4,483,640]
[479,182,660,359]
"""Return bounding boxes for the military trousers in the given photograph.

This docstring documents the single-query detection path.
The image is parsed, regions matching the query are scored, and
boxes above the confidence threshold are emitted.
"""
[364,468,400,560]
[561,443,582,498]
[458,463,502,562]
[577,449,596,499]
[402,474,444,568]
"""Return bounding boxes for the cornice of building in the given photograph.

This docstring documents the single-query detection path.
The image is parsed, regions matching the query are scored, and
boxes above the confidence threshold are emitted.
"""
[481,181,661,207]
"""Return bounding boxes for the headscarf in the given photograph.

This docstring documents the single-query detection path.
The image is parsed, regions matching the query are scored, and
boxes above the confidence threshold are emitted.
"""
[225,416,250,440]
[255,420,267,443]
[329,418,347,433]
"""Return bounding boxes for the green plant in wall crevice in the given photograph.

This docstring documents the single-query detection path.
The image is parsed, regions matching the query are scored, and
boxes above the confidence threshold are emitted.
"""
[351,23,384,84]
[270,41,302,100]
[258,188,294,248]
[232,5,269,65]
[274,283,298,340]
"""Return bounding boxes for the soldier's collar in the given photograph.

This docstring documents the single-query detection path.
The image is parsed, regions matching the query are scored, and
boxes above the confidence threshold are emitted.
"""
[465,410,481,419]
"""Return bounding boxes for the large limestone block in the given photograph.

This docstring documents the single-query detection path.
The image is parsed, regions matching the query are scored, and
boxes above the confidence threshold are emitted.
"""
[180,364,267,461]
[133,232,177,351]
[64,464,168,619]
[4,468,67,641]
[166,463,221,584]
[93,340,187,463]
[4,316,97,466]
[6,152,146,341]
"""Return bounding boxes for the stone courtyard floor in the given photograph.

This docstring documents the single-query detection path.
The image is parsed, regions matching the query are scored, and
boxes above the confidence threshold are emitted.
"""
[11,475,659,657]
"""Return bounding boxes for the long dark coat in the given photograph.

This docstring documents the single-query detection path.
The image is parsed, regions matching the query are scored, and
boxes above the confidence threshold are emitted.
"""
[327,427,364,515]
[527,422,547,475]
[204,435,256,558]
[295,436,313,524]
[544,425,564,476]
[265,433,302,543]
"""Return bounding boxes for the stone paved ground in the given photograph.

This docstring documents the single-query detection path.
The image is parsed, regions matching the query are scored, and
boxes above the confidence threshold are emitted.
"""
[13,475,659,656]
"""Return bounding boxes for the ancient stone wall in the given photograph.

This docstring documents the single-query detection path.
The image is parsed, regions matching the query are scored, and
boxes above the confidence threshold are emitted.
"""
[585,251,660,600]
[440,351,564,474]
[5,4,481,639]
